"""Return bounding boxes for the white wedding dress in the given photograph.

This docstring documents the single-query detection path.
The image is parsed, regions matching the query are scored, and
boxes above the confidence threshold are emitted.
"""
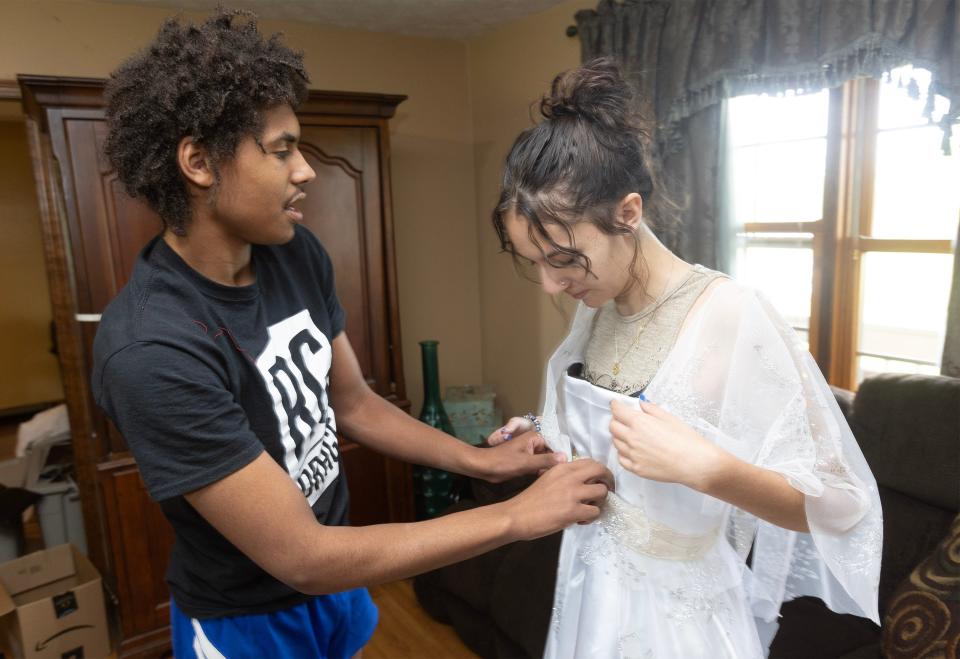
[540,280,882,658]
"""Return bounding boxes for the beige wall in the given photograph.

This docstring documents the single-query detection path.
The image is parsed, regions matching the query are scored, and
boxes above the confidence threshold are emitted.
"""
[0,0,593,419]
[466,0,593,416]
[0,0,483,414]
[0,119,64,408]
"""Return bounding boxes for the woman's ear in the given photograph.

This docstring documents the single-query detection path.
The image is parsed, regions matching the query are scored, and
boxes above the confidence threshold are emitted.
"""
[618,193,644,230]
[177,136,215,188]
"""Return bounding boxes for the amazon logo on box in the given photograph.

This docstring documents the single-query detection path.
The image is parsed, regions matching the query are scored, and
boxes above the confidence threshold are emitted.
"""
[0,544,109,659]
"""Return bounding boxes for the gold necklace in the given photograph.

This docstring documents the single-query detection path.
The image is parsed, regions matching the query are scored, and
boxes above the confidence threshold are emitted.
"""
[610,261,686,377]
[612,323,643,376]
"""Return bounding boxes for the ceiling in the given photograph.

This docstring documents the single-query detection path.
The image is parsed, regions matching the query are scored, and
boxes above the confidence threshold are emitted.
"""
[91,0,574,39]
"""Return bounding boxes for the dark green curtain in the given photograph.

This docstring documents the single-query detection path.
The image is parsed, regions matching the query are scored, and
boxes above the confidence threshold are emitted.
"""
[575,0,960,268]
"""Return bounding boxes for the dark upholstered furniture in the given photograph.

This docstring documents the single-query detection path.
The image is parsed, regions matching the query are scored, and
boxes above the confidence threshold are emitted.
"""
[414,374,960,658]
[771,374,960,658]
[414,474,557,658]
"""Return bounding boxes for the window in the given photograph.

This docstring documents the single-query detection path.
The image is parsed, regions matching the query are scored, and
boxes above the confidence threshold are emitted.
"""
[729,90,830,351]
[728,67,959,389]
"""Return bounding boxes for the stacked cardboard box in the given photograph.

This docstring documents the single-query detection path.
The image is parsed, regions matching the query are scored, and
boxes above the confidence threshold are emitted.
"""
[0,544,110,658]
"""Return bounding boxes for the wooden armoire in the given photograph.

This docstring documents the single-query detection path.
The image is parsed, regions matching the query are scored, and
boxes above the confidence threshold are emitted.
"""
[19,76,414,658]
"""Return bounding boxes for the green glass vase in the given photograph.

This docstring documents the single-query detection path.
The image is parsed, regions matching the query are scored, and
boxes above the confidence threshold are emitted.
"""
[414,340,461,519]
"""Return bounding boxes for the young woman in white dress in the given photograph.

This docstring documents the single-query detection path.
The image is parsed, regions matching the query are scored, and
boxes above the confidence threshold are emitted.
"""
[488,59,882,658]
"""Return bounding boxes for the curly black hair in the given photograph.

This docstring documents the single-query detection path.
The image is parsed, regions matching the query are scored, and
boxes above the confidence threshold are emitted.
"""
[104,9,310,235]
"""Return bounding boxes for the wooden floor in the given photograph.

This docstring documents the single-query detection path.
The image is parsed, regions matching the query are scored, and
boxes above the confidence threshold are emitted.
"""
[105,580,476,659]
[366,580,479,658]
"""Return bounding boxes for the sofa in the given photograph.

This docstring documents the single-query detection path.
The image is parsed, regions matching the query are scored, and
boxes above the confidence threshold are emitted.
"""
[414,373,960,658]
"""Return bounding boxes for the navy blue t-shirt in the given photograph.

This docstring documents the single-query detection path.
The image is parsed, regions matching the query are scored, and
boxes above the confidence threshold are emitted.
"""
[92,225,349,618]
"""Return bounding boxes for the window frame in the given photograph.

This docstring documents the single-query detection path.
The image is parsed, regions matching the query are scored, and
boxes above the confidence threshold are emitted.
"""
[739,77,954,390]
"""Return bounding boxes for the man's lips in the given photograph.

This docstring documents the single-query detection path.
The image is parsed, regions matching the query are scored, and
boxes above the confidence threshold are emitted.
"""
[284,192,306,221]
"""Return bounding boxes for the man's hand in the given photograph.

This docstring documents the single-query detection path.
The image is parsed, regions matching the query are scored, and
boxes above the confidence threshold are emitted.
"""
[501,458,614,540]
[472,429,566,483]
[187,452,613,595]
[472,416,563,483]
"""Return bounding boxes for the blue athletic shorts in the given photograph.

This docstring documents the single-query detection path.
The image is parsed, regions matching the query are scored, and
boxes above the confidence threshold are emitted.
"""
[170,589,379,659]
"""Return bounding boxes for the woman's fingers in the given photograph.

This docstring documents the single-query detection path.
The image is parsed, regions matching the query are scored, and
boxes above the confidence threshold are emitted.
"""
[609,418,633,441]
[486,428,507,446]
[610,399,652,427]
[611,434,631,456]
[609,398,633,421]
[496,415,536,442]
[639,400,667,418]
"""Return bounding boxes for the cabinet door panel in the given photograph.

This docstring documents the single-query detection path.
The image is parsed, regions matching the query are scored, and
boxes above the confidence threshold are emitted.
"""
[79,322,125,455]
[97,461,174,642]
[57,115,162,314]
[339,439,389,527]
[296,125,388,395]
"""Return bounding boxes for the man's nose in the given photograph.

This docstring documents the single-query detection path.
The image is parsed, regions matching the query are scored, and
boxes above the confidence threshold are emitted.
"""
[292,151,316,185]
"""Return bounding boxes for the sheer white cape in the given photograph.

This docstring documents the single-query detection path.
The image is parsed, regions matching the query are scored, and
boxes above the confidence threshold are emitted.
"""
[540,280,882,658]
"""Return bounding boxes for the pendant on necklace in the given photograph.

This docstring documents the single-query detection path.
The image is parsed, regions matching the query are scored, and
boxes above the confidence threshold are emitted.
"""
[612,362,621,376]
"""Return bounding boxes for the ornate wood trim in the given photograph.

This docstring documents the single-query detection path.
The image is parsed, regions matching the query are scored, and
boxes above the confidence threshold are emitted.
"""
[97,459,174,657]
[17,76,106,131]
[375,113,414,524]
[20,98,112,579]
[16,75,406,123]
[114,627,173,659]
[0,79,20,100]
[300,90,407,118]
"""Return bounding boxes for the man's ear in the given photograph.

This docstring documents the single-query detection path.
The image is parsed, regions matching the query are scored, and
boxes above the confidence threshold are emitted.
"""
[176,136,215,188]
[618,192,644,230]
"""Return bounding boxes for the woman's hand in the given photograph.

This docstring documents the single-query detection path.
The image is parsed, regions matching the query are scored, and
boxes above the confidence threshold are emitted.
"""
[609,399,729,491]
[486,416,536,446]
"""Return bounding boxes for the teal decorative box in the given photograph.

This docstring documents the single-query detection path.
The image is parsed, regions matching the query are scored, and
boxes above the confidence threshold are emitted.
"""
[443,385,502,445]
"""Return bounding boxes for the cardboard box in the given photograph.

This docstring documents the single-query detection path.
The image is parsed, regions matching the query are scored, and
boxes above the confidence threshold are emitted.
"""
[0,544,110,659]
[0,459,27,490]
[444,385,503,445]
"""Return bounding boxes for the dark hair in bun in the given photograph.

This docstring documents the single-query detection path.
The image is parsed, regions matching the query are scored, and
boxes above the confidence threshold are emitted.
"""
[492,57,673,284]
[540,59,640,134]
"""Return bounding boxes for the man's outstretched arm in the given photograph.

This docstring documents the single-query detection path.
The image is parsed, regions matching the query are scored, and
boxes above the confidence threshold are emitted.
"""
[327,332,560,483]
[185,449,610,595]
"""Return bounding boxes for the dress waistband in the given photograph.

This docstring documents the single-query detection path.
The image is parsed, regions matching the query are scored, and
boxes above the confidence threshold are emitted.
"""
[600,493,719,561]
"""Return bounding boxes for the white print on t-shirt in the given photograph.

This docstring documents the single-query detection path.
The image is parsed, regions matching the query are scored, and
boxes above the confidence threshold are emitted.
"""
[255,309,339,506]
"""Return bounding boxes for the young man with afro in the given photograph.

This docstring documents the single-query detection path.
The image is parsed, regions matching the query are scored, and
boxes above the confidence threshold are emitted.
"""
[92,9,612,659]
